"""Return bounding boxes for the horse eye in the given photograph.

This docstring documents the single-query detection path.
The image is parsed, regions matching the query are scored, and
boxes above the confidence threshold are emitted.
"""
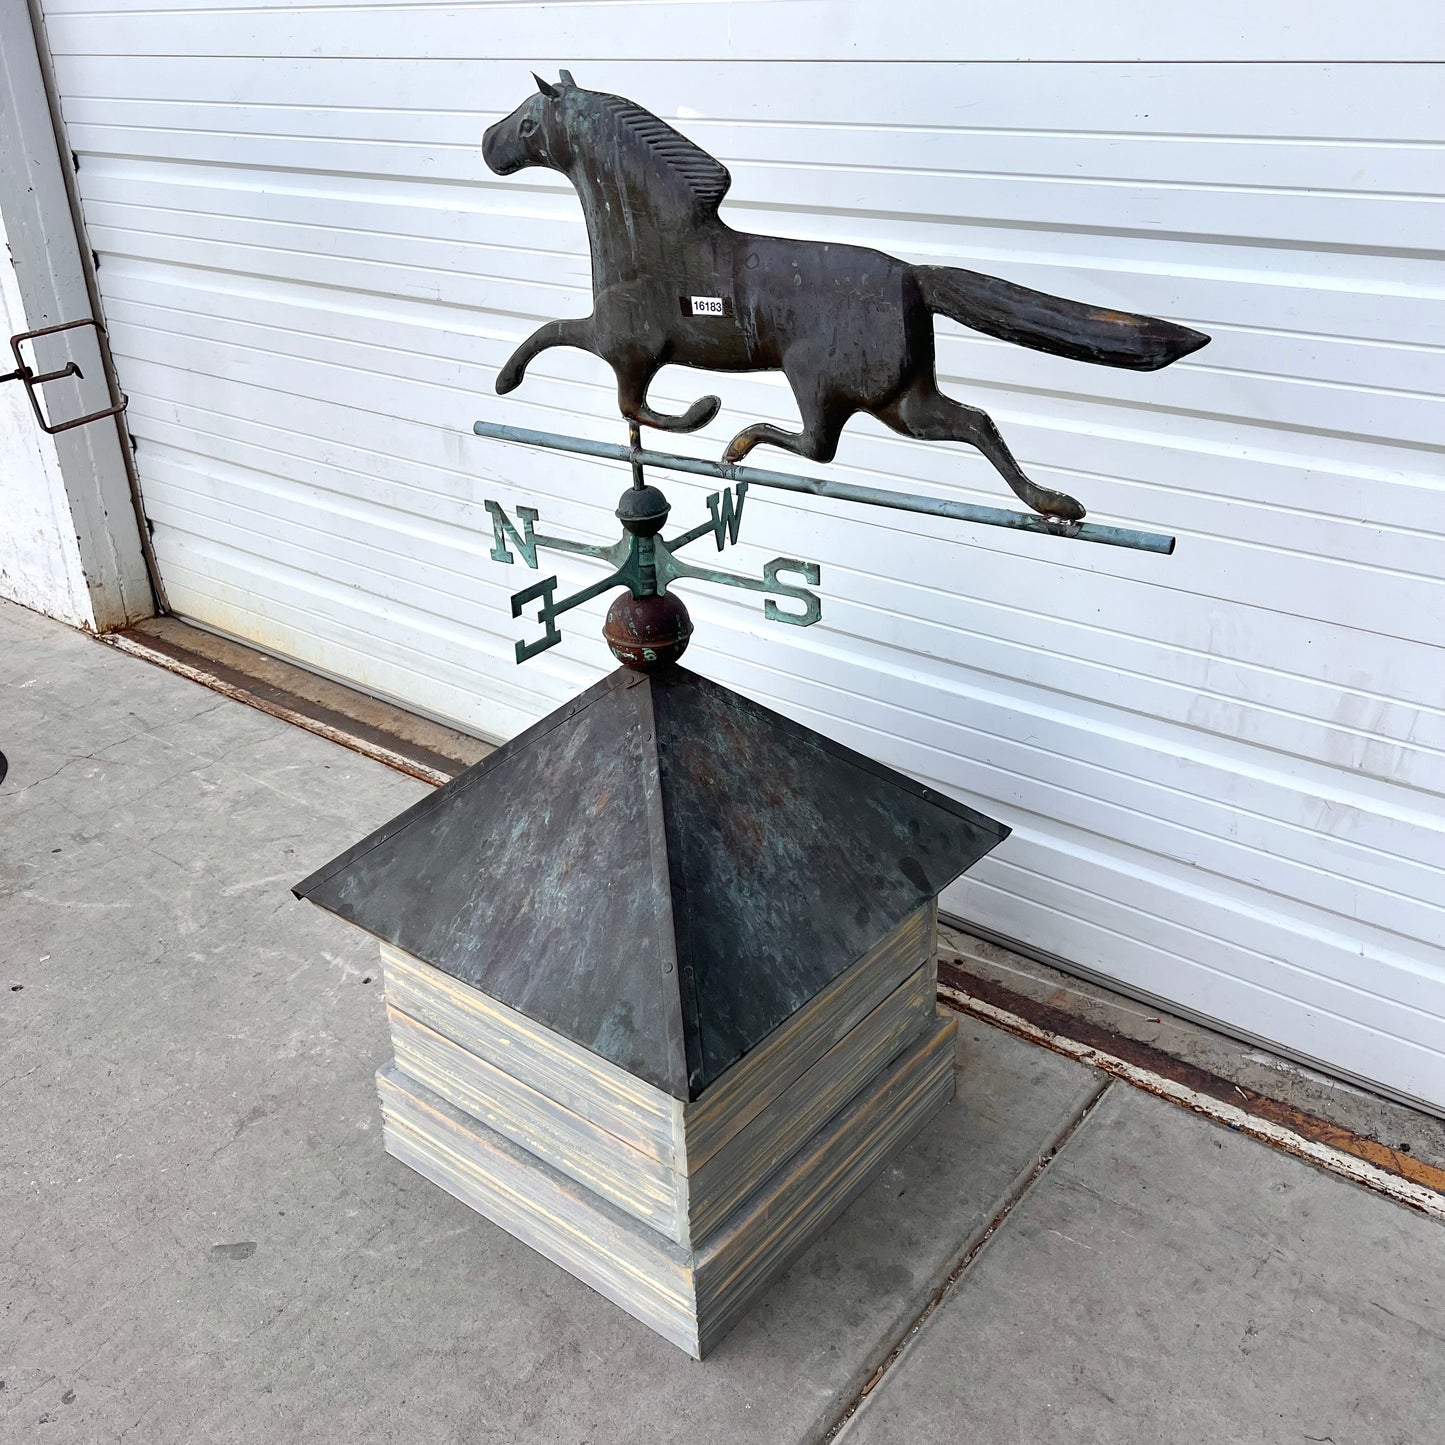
[519,117,539,138]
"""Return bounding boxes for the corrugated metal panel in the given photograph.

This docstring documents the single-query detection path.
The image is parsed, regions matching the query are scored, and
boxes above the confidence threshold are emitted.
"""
[36,1,1445,1109]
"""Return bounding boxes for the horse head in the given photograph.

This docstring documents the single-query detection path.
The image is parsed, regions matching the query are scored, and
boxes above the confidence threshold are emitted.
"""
[484,72,731,223]
[482,71,577,177]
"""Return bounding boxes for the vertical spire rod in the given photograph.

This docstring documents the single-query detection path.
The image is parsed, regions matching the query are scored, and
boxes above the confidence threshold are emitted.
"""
[624,419,647,491]
[627,420,645,490]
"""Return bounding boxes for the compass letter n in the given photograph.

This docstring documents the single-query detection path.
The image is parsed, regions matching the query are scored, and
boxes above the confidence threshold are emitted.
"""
[485,500,540,568]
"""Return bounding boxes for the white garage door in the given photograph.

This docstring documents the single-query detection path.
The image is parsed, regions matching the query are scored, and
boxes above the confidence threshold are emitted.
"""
[36,3,1445,1109]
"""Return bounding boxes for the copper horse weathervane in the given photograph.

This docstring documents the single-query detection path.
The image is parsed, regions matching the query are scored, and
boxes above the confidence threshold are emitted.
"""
[482,71,1207,522]
[472,72,1209,666]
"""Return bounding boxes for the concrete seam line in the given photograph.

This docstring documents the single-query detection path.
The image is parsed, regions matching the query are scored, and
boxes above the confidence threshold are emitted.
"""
[820,1075,1114,1443]
[99,632,453,787]
[939,983,1445,1222]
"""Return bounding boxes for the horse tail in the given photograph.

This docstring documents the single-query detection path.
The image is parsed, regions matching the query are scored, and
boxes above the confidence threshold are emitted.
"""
[914,265,1209,372]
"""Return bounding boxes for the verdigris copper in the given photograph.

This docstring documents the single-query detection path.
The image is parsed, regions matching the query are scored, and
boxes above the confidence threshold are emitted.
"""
[482,72,1209,521]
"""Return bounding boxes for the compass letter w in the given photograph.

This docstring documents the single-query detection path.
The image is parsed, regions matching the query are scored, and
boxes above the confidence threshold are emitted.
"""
[485,500,539,568]
[705,482,748,551]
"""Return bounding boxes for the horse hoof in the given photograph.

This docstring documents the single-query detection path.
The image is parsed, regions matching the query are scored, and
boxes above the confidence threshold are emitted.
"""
[1036,491,1086,522]
[682,394,722,430]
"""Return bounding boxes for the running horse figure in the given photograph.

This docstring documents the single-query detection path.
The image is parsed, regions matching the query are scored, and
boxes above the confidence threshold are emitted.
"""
[482,73,1208,521]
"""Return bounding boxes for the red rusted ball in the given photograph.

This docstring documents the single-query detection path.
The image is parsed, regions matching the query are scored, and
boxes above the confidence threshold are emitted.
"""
[603,591,693,671]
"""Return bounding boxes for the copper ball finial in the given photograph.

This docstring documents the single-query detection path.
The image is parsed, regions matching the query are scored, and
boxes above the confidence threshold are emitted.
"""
[604,591,693,671]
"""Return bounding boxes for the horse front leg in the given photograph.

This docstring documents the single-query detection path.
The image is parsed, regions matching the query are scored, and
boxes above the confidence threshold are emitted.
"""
[496,318,595,395]
[614,361,720,434]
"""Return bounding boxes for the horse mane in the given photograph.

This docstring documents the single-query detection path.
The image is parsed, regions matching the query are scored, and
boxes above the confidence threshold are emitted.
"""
[594,92,731,210]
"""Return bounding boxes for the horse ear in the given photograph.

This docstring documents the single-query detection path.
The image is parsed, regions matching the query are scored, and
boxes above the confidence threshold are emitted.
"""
[558,70,576,87]
[533,72,559,99]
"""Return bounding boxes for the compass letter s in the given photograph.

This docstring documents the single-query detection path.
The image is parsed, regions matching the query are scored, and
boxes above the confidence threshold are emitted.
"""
[762,558,821,627]
[485,500,540,568]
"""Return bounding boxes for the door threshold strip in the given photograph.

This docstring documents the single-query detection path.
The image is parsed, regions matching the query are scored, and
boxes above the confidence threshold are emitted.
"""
[938,960,1445,1220]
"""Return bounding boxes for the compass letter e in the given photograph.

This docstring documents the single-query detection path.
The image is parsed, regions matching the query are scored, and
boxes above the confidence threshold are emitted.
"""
[510,575,562,662]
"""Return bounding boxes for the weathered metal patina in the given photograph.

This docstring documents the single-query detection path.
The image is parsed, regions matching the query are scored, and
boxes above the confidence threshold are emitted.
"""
[482,71,1209,521]
[294,664,1007,1098]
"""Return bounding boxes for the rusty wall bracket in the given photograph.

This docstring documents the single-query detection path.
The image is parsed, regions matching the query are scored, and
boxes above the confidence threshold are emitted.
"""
[4,317,128,435]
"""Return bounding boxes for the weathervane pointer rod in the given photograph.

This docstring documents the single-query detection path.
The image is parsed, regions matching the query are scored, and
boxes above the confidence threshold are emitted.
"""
[472,420,1176,556]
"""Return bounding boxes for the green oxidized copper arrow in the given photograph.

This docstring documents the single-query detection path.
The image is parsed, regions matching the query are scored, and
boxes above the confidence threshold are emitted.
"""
[476,421,821,665]
[472,418,1174,668]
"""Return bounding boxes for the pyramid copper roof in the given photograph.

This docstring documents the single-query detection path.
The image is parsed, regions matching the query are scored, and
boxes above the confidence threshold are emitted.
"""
[295,665,1008,1099]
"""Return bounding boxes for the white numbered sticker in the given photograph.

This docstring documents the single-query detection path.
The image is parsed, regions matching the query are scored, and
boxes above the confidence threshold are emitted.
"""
[690,296,726,316]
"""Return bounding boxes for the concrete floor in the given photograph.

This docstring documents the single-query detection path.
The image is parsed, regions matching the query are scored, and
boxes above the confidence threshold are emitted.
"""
[3,599,1442,1444]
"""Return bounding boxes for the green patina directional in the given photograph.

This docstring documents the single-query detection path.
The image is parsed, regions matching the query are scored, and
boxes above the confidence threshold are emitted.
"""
[472,417,1176,663]
[486,476,819,663]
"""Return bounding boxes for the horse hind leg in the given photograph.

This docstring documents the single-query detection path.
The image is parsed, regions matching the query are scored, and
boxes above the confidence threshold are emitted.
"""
[878,383,1085,521]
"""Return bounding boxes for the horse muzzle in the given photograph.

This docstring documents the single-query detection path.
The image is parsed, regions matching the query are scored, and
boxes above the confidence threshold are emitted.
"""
[482,121,526,175]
